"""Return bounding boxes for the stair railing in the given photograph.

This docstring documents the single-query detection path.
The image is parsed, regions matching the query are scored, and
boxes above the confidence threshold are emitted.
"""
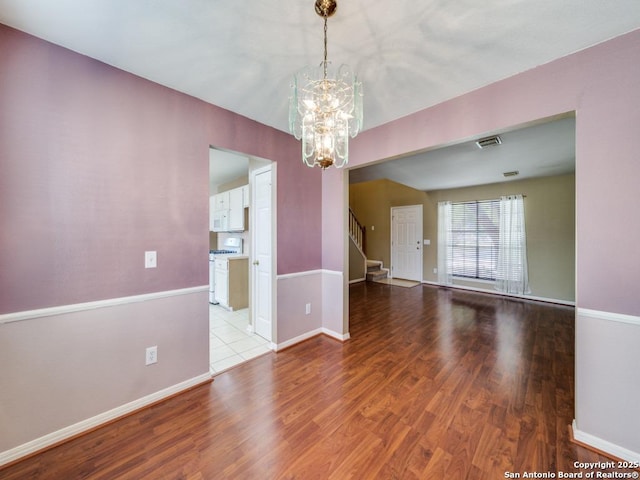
[349,208,366,253]
[348,208,368,283]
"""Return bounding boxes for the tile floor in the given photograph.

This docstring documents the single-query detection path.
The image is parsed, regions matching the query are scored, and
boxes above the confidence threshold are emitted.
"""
[209,304,272,374]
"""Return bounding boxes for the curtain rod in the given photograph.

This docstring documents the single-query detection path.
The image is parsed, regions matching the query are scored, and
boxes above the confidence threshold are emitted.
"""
[454,195,527,204]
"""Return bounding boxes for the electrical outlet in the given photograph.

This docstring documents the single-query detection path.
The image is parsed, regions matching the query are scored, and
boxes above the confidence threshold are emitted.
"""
[305,303,311,315]
[433,268,437,274]
[145,251,157,269]
[145,346,158,365]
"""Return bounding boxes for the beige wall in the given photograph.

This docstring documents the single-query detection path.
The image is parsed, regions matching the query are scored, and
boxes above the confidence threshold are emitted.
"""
[218,175,249,192]
[349,179,431,269]
[349,239,366,282]
[349,173,575,302]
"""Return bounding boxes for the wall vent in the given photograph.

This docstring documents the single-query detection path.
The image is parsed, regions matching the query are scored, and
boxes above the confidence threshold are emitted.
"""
[476,135,502,148]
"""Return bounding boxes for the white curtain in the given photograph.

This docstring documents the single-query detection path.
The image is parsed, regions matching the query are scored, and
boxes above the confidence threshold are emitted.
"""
[495,195,530,294]
[437,201,453,285]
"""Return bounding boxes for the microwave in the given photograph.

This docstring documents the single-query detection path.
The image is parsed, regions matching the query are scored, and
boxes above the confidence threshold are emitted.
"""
[211,210,229,232]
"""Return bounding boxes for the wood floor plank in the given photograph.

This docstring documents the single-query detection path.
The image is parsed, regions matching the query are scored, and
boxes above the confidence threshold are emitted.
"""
[1,283,627,479]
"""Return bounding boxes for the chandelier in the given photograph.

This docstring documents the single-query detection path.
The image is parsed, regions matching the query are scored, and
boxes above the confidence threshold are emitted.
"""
[289,0,363,169]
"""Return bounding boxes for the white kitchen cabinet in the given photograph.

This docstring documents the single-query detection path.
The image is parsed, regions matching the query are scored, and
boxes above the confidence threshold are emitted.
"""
[210,191,230,231]
[214,257,248,311]
[209,196,216,231]
[242,185,249,208]
[214,259,229,307]
[210,186,247,232]
[214,191,229,211]
[228,187,245,231]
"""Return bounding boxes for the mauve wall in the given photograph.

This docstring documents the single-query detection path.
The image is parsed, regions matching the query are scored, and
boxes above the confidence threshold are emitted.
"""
[327,28,640,457]
[342,29,640,317]
[0,23,322,457]
[0,24,320,315]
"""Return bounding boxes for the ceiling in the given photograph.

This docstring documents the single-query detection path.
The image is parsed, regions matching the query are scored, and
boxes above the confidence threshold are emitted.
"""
[349,115,576,191]
[2,0,639,134]
[1,1,637,190]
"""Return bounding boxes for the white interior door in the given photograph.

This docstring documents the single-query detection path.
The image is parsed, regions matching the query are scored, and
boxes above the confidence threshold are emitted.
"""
[391,205,423,281]
[252,165,273,342]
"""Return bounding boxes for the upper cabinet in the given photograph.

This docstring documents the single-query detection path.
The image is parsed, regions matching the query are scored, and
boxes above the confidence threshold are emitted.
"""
[209,196,216,231]
[213,191,229,211]
[242,185,249,208]
[210,185,248,232]
[228,187,244,231]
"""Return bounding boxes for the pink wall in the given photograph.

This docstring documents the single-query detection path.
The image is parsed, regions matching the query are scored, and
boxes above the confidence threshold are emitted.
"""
[3,19,639,460]
[0,24,321,314]
[338,28,640,317]
[0,25,323,455]
[320,27,640,457]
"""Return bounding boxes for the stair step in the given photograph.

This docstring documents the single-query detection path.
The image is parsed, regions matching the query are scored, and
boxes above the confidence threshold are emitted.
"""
[366,260,383,270]
[365,259,388,281]
[366,270,388,282]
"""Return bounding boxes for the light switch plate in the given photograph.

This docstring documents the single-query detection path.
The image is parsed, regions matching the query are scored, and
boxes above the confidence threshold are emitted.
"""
[145,251,157,269]
[145,346,157,365]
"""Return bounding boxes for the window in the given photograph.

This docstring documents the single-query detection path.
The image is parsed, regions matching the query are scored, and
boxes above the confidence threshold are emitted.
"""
[438,196,529,293]
[450,200,500,280]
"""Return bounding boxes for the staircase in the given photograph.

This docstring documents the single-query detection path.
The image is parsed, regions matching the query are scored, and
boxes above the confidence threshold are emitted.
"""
[349,209,389,283]
[366,260,389,282]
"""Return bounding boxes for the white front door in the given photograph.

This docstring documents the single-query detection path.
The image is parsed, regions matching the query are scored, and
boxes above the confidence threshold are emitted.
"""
[252,165,273,342]
[391,205,423,281]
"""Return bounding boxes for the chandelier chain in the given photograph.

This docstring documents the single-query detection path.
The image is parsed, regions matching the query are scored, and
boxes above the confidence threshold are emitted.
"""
[323,16,328,80]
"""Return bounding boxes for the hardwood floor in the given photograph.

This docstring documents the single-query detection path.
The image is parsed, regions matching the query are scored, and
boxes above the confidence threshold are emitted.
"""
[2,283,624,479]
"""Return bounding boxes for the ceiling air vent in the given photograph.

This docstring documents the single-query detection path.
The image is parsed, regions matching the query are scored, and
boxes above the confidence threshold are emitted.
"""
[476,135,502,149]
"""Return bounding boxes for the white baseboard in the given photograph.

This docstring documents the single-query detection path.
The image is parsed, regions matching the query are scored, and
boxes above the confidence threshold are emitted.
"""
[322,327,350,341]
[0,373,212,467]
[572,420,640,463]
[275,328,323,351]
[422,281,575,306]
[276,269,342,280]
[274,327,349,351]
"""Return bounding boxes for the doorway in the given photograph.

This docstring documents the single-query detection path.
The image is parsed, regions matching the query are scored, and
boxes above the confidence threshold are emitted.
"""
[348,114,576,305]
[390,205,423,281]
[208,148,275,373]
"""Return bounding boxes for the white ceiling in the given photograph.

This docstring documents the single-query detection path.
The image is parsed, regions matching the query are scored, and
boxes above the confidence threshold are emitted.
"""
[2,0,639,134]
[1,1,638,189]
[349,115,576,191]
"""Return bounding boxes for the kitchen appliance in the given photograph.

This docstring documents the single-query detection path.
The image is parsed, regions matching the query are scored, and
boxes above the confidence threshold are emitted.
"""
[209,237,243,304]
[211,210,229,232]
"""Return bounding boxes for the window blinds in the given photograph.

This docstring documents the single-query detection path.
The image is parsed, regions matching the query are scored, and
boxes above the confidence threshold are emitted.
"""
[450,200,500,280]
